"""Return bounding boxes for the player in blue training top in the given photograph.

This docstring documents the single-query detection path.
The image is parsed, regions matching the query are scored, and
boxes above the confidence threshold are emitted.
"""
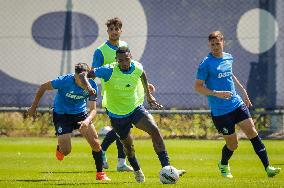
[81,46,186,183]
[27,63,110,181]
[194,31,281,178]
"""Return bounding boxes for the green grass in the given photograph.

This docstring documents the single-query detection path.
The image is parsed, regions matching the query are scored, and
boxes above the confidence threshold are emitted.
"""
[0,137,283,187]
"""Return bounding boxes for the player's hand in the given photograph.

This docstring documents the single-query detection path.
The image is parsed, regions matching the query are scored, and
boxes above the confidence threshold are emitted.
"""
[87,86,96,96]
[147,95,163,109]
[78,119,91,129]
[213,91,233,100]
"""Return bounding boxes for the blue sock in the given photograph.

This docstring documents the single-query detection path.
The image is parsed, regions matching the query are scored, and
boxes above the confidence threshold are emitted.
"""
[250,135,269,169]
[92,150,103,172]
[221,145,234,165]
[157,151,170,167]
[128,156,140,171]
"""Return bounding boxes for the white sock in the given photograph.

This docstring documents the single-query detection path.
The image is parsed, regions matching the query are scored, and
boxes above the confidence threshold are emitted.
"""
[117,158,126,167]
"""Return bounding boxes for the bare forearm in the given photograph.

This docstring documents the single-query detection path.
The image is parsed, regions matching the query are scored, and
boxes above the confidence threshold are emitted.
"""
[141,72,150,96]
[195,85,215,96]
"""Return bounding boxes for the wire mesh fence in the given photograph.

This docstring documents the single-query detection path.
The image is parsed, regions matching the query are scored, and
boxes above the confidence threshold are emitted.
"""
[0,0,284,136]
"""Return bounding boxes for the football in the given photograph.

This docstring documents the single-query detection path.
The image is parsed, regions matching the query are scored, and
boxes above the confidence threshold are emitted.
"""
[98,126,112,137]
[159,165,179,184]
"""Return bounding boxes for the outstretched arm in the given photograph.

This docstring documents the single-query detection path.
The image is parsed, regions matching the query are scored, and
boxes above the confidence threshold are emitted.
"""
[141,71,163,109]
[232,74,252,107]
[27,81,53,117]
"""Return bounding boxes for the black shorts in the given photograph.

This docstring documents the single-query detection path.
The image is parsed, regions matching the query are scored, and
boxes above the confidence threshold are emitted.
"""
[211,103,251,135]
[109,105,149,140]
[53,111,88,136]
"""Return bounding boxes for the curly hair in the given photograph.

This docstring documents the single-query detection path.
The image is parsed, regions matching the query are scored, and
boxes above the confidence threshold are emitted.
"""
[105,17,122,29]
[74,62,90,74]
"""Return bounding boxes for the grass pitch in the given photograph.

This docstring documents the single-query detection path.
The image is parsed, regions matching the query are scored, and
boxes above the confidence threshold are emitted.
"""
[0,137,283,187]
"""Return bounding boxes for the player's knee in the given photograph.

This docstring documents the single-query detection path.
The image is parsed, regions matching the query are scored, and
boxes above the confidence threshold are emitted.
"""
[227,143,238,151]
[90,139,101,152]
[123,143,135,157]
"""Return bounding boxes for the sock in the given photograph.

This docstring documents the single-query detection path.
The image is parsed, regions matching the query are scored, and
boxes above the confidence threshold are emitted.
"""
[116,139,126,158]
[128,156,140,171]
[101,129,117,151]
[250,135,269,169]
[117,158,126,167]
[221,145,234,165]
[157,151,170,167]
[92,150,103,172]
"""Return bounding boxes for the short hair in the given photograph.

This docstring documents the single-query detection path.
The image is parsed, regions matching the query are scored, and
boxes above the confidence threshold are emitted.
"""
[208,31,224,41]
[106,17,122,29]
[116,46,130,55]
[75,62,90,74]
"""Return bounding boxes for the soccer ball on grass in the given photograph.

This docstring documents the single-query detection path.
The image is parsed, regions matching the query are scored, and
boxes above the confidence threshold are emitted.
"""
[159,165,179,184]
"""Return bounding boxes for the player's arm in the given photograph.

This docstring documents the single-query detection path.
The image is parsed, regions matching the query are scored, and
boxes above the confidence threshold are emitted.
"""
[194,79,232,99]
[78,71,97,95]
[78,100,97,129]
[27,81,53,117]
[232,74,252,107]
[92,49,104,68]
[141,71,163,109]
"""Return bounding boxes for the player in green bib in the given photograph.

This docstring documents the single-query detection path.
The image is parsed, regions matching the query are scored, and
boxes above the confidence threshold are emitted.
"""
[82,46,185,183]
[92,17,154,171]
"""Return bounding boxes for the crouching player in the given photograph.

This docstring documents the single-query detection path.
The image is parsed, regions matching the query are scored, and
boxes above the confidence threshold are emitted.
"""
[27,63,110,181]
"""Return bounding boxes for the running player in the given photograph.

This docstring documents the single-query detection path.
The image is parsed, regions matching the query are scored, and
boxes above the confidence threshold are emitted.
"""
[194,31,281,178]
[27,63,110,181]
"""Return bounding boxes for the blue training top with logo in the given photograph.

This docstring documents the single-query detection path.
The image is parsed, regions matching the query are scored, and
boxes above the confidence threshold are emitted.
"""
[51,74,98,114]
[196,52,243,116]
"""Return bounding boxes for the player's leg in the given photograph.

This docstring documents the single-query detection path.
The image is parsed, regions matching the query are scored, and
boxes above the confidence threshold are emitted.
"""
[238,118,281,177]
[115,138,133,171]
[212,112,237,178]
[53,112,73,160]
[110,117,144,183]
[100,129,117,169]
[101,129,132,171]
[120,133,145,182]
[56,133,72,160]
[79,122,111,181]
[133,106,186,177]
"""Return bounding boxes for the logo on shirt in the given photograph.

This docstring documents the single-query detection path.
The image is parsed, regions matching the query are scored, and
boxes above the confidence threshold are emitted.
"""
[66,91,85,99]
[218,72,231,78]
[126,84,131,87]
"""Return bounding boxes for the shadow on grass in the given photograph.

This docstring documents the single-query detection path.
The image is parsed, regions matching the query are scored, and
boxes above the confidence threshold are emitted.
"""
[0,179,59,182]
[40,171,95,174]
[40,170,119,173]
[0,179,135,185]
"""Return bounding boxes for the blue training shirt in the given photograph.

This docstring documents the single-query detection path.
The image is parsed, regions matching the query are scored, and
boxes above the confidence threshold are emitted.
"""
[196,52,243,116]
[51,74,98,114]
[91,61,142,118]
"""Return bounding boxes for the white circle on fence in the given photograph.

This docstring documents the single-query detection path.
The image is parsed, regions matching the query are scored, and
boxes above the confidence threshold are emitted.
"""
[0,0,147,85]
[237,8,278,54]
